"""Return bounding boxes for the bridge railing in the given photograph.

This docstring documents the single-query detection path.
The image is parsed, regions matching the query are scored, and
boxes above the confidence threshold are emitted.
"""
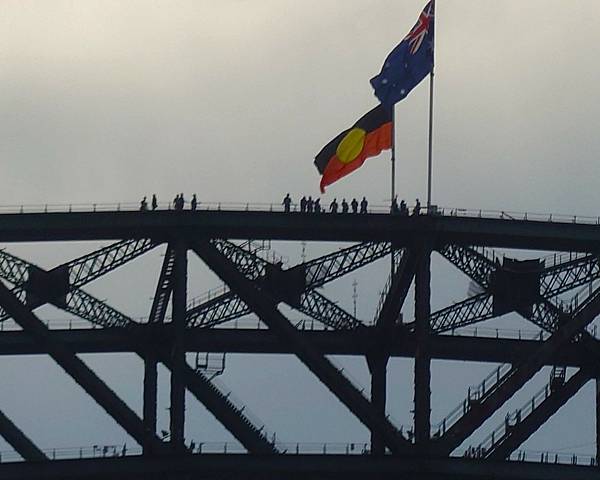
[1,201,600,226]
[0,441,596,466]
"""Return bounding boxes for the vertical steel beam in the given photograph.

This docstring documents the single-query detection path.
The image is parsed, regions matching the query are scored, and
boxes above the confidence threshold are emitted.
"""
[144,247,175,452]
[414,248,431,449]
[368,354,388,455]
[597,378,600,462]
[192,241,411,454]
[143,354,158,451]
[0,281,163,453]
[170,241,187,452]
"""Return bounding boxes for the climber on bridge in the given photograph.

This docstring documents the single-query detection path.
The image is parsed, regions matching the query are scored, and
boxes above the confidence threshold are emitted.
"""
[282,193,292,212]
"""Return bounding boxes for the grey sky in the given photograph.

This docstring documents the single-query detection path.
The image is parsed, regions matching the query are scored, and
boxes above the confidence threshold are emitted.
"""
[0,0,598,459]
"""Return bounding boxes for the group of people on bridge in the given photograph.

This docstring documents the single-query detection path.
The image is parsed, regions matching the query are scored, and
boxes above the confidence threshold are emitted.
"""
[283,194,422,215]
[140,194,198,211]
[283,194,369,214]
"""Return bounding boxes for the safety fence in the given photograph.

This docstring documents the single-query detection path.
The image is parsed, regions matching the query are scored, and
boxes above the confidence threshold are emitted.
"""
[0,201,600,226]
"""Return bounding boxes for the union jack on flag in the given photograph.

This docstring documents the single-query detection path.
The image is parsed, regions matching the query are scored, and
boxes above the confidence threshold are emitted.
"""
[405,2,434,54]
[370,1,435,108]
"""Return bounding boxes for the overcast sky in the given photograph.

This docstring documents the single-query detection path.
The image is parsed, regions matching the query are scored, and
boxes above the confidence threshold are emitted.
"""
[0,0,599,460]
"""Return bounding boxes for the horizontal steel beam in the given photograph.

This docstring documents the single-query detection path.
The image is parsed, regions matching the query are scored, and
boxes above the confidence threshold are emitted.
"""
[0,453,599,480]
[0,327,593,367]
[0,211,600,251]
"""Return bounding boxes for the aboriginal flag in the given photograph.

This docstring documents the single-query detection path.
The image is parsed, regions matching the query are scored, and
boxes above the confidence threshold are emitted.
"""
[314,105,392,193]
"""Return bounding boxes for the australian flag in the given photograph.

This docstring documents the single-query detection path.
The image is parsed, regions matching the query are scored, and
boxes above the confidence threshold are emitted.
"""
[370,1,434,109]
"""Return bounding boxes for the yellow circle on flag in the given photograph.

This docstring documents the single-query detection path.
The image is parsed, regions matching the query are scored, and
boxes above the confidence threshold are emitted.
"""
[336,128,366,164]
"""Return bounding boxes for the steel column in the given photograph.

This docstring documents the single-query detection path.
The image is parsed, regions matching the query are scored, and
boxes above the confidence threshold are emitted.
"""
[170,241,187,451]
[192,241,411,454]
[414,248,431,448]
[367,354,388,455]
[143,247,175,450]
[143,354,158,450]
[597,378,600,462]
[0,281,164,453]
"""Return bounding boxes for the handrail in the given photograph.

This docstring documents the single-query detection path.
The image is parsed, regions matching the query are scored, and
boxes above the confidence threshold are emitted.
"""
[1,200,600,226]
[0,441,594,465]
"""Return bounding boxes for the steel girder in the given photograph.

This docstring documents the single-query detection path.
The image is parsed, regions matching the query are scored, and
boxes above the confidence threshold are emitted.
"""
[297,290,364,330]
[159,355,278,454]
[0,280,165,454]
[481,368,591,460]
[0,240,157,327]
[0,410,47,462]
[67,239,156,289]
[541,253,600,298]
[187,240,390,329]
[300,241,391,288]
[192,240,412,454]
[143,247,175,445]
[1,452,600,480]
[0,244,277,454]
[435,285,600,455]
[438,245,497,288]
[433,245,600,453]
[148,246,175,324]
[374,248,416,328]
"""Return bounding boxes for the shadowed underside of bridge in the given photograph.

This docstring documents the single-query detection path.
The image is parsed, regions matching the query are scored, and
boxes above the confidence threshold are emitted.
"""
[0,209,599,478]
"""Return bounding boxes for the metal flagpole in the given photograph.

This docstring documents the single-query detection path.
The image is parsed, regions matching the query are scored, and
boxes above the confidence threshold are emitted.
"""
[391,106,396,277]
[391,106,396,204]
[426,0,436,211]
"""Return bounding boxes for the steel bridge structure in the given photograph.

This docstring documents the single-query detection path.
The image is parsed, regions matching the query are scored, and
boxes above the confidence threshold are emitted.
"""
[0,207,599,479]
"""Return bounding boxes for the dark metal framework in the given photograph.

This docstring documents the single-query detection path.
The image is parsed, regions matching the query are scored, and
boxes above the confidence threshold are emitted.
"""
[0,210,599,479]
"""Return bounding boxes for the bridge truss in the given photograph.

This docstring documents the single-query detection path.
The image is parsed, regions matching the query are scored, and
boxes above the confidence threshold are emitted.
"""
[0,209,599,479]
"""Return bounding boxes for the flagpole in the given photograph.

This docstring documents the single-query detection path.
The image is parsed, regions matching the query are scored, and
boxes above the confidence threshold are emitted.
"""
[426,71,434,210]
[390,106,396,277]
[391,106,396,205]
[426,0,436,211]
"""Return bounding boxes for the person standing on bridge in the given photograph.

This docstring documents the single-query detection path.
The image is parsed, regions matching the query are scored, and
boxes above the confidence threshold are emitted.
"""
[329,198,338,213]
[140,196,148,211]
[300,196,307,213]
[400,199,408,216]
[307,196,314,213]
[390,196,399,215]
[282,193,292,212]
[341,198,349,214]
[314,198,322,213]
[351,198,358,214]
[191,194,198,211]
[360,197,368,214]
[151,194,158,211]
[413,198,421,216]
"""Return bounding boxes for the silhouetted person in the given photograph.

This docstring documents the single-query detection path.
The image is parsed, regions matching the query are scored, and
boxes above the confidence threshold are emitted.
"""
[140,196,148,211]
[173,194,179,210]
[360,196,368,214]
[300,196,307,213]
[151,194,158,211]
[330,198,338,213]
[391,196,399,215]
[413,198,421,216]
[307,196,314,213]
[351,198,358,214]
[191,194,198,211]
[341,198,349,213]
[400,199,408,215]
[314,198,322,213]
[282,193,292,213]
